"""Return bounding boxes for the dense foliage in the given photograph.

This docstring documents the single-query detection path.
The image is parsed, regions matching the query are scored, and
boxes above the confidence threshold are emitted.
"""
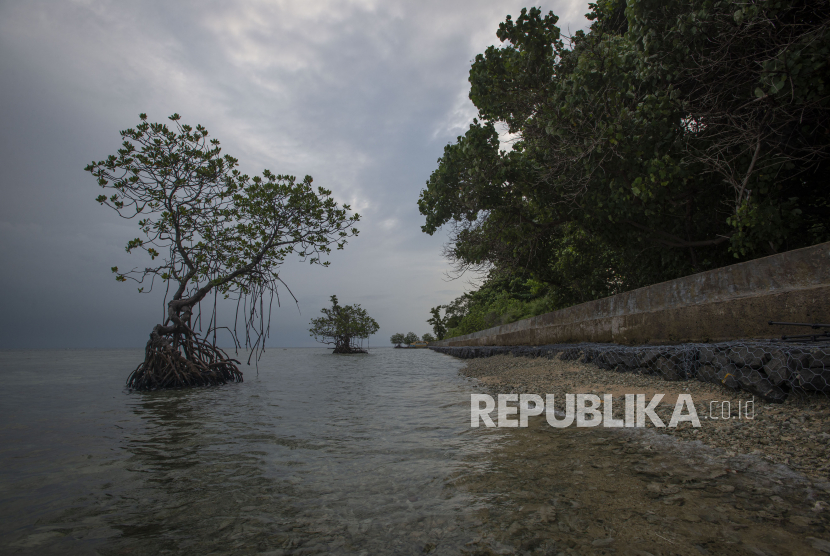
[390,332,433,346]
[420,0,830,338]
[427,306,448,340]
[432,274,559,338]
[403,332,420,345]
[88,114,360,387]
[309,295,379,353]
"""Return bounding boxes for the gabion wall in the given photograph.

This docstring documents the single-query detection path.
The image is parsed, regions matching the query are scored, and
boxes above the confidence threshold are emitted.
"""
[431,341,830,403]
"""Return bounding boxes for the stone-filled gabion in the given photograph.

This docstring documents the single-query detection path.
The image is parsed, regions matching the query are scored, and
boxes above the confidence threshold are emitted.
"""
[431,341,830,403]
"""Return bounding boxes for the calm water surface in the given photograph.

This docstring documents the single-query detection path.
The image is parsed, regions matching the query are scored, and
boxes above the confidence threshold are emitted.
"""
[2,349,829,556]
[0,348,507,555]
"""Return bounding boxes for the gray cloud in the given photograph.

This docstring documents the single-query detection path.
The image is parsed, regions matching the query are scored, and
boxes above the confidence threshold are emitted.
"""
[0,0,589,348]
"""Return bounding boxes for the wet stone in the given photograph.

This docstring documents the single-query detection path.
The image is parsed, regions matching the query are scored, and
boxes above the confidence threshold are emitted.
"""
[807,536,830,553]
[591,537,614,547]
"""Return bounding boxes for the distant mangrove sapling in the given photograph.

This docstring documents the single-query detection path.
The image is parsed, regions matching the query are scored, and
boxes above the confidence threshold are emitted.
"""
[309,296,379,353]
[86,113,360,389]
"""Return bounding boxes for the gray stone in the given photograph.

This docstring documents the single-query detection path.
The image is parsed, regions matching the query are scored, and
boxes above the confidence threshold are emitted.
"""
[807,537,830,554]
[602,351,636,369]
[737,368,788,403]
[638,349,661,366]
[747,346,771,368]
[712,353,732,371]
[697,364,719,384]
[725,346,744,366]
[698,345,718,364]
[716,363,740,389]
[788,347,810,369]
[593,352,613,370]
[764,350,790,386]
[807,347,830,369]
[795,367,830,393]
[727,345,769,368]
[655,356,682,381]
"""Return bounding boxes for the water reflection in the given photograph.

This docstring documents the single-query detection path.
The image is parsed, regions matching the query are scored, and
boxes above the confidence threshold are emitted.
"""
[3,349,828,555]
[0,349,500,554]
[102,351,483,555]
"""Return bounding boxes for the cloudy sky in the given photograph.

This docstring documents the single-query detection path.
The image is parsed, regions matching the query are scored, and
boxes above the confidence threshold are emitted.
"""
[0,0,590,348]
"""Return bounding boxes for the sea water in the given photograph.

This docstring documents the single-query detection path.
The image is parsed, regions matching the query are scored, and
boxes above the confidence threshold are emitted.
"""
[0,348,506,554]
[1,348,828,555]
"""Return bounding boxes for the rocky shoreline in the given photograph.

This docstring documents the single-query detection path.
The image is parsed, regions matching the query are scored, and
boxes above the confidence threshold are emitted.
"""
[433,341,830,404]
[456,352,830,482]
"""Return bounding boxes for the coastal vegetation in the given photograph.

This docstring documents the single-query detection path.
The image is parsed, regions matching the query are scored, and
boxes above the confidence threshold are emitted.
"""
[390,332,434,347]
[309,295,379,353]
[427,306,448,340]
[431,276,559,338]
[87,114,360,388]
[420,0,830,339]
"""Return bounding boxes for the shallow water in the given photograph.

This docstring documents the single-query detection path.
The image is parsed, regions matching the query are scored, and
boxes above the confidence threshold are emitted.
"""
[0,348,505,555]
[458,417,830,555]
[1,349,829,555]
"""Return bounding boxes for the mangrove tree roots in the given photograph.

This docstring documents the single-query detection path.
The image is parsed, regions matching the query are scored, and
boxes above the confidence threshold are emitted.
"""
[332,346,368,354]
[127,334,243,390]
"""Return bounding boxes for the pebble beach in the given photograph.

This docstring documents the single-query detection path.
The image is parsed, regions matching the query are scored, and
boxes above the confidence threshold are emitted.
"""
[460,353,830,482]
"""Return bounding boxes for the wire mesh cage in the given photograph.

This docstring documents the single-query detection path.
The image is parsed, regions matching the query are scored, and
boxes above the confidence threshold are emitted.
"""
[432,332,830,403]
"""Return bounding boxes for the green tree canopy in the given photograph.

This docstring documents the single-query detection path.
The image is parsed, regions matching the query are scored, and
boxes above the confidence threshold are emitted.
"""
[419,2,830,307]
[403,332,420,345]
[427,306,448,340]
[422,333,436,342]
[390,333,405,347]
[309,295,379,353]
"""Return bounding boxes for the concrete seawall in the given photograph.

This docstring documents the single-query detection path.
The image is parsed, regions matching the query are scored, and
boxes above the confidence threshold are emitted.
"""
[431,242,830,347]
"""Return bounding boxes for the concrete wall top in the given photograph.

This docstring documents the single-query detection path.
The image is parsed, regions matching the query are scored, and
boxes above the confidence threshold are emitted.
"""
[431,242,830,347]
